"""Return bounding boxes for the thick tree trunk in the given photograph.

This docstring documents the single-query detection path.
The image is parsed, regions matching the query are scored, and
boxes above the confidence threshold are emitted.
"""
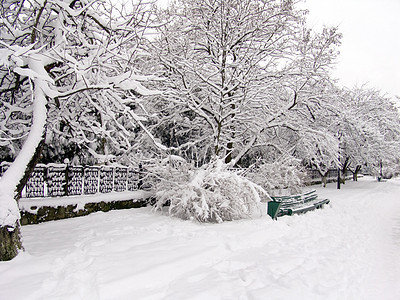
[0,76,48,261]
[15,137,46,200]
[0,136,45,261]
[0,224,23,261]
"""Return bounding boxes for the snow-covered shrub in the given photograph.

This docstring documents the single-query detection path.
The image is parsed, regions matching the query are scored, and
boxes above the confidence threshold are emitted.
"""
[246,157,305,195]
[153,158,268,223]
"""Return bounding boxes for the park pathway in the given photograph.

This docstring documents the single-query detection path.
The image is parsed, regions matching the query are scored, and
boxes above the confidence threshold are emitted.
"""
[316,177,400,300]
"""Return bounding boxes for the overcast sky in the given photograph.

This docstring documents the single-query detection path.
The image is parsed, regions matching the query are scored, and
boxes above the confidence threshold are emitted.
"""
[301,0,400,100]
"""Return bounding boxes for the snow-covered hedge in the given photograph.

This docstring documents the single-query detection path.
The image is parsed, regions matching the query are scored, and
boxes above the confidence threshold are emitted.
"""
[154,158,268,223]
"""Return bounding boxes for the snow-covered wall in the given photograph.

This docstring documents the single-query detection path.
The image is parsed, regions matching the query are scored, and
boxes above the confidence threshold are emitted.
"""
[19,191,153,225]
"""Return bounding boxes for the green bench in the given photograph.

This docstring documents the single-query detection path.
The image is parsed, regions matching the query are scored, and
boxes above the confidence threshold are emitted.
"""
[267,190,330,219]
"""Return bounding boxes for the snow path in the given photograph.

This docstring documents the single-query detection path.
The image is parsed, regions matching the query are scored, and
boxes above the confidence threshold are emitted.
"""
[316,178,400,300]
[1,177,400,300]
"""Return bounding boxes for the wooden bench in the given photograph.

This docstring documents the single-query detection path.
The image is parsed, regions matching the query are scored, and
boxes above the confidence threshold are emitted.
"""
[267,190,330,219]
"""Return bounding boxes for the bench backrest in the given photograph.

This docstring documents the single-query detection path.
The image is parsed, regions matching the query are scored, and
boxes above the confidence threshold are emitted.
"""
[271,190,317,206]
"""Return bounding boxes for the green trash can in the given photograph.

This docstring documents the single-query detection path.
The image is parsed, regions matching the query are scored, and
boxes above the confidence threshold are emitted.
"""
[267,201,282,220]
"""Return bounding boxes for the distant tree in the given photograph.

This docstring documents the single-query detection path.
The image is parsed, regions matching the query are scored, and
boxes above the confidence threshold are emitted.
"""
[334,87,400,181]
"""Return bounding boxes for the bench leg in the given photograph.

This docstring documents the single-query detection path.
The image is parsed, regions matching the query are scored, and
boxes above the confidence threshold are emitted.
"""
[267,201,282,220]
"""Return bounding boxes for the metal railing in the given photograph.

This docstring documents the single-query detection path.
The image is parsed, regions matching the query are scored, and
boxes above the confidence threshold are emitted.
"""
[0,162,143,198]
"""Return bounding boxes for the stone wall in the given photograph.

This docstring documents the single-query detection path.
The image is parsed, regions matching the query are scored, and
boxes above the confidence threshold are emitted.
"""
[20,198,150,225]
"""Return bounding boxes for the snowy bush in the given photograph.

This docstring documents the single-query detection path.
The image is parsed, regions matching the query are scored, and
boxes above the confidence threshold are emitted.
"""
[153,158,267,223]
[246,157,305,195]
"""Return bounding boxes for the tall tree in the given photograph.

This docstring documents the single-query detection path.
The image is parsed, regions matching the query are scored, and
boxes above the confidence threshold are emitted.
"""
[151,0,303,165]
[0,0,159,260]
[151,0,342,170]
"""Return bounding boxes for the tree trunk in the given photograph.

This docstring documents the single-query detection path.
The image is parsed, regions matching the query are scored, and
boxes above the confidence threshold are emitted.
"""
[340,157,350,185]
[0,224,23,261]
[319,170,329,188]
[321,175,327,187]
[353,172,358,181]
[351,165,361,181]
[0,140,44,261]
[0,77,48,261]
[15,137,46,200]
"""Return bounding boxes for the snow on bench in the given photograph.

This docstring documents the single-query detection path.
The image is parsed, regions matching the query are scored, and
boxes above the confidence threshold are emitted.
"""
[267,190,330,219]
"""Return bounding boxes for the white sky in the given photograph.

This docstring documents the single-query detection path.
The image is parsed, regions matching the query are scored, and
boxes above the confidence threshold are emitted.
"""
[301,0,400,100]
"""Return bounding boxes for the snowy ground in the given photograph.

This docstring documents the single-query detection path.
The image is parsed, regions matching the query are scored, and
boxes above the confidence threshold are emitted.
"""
[1,176,400,300]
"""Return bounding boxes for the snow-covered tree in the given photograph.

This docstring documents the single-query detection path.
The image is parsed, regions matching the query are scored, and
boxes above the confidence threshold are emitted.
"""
[339,87,400,180]
[150,0,342,173]
[284,27,342,164]
[0,0,160,260]
[150,0,304,165]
